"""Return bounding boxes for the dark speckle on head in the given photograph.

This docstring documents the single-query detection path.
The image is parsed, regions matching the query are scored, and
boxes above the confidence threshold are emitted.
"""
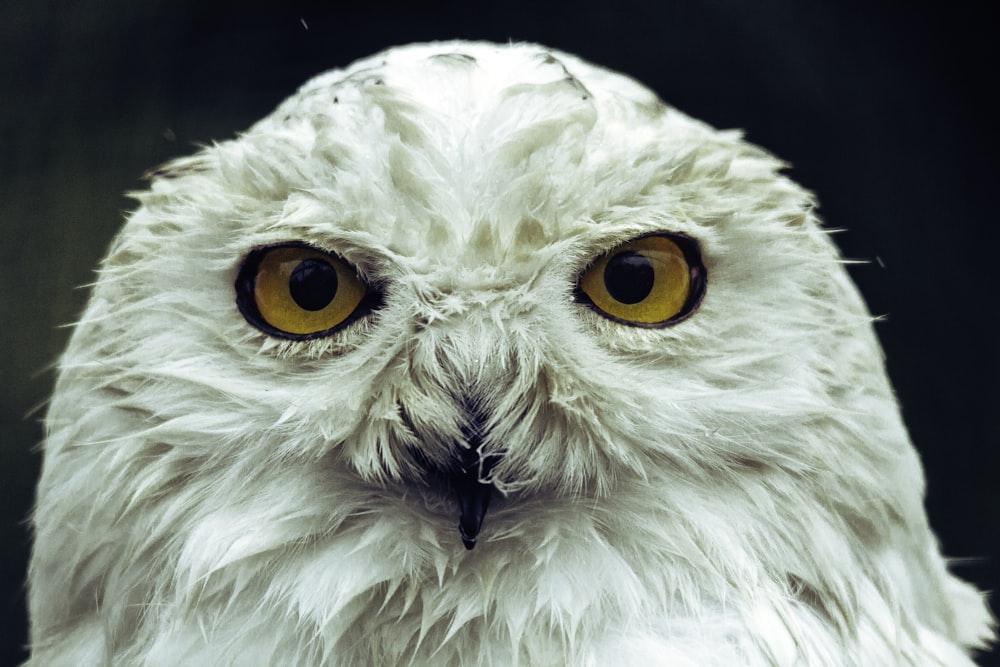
[429,52,478,66]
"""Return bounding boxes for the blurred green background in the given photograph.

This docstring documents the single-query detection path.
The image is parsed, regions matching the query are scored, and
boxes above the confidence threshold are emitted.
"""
[3,0,997,663]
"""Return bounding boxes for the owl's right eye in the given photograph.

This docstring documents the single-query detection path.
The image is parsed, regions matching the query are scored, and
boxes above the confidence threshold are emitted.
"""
[236,244,381,339]
[576,232,706,327]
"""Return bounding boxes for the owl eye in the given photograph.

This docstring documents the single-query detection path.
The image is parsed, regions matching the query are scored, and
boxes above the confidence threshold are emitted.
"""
[576,233,706,326]
[236,244,380,339]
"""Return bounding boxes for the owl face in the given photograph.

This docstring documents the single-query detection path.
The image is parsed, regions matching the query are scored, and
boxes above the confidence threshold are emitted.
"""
[30,42,991,665]
[133,42,852,548]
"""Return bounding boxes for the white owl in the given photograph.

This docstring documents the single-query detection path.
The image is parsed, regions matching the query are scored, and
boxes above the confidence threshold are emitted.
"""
[28,41,993,666]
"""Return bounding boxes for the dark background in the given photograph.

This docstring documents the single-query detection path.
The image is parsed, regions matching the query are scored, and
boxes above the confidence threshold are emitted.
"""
[2,1,996,664]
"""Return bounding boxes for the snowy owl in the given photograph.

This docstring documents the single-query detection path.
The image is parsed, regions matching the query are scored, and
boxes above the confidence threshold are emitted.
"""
[28,41,993,666]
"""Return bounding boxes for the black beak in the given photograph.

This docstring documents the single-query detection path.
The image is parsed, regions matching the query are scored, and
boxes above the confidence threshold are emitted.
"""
[452,437,500,550]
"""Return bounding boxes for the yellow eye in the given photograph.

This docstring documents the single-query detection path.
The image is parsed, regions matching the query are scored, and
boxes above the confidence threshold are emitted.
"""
[236,244,380,339]
[577,233,705,326]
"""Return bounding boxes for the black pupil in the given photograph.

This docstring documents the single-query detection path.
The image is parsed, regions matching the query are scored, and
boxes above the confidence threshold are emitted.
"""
[603,251,654,304]
[288,259,338,311]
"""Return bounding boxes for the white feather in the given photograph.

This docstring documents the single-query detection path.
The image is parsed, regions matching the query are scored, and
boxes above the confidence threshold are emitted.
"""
[28,41,993,665]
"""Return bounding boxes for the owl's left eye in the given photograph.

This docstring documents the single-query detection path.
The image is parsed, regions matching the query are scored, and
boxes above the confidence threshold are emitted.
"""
[236,243,381,339]
[576,232,706,326]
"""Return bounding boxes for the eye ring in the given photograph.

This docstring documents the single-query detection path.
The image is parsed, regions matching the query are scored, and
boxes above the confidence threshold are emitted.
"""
[575,232,706,327]
[236,243,382,340]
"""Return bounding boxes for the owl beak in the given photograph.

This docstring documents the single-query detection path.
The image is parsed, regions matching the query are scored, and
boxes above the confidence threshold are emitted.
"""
[452,442,500,550]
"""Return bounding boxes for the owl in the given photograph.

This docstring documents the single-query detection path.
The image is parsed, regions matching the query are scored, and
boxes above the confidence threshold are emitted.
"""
[27,41,993,666]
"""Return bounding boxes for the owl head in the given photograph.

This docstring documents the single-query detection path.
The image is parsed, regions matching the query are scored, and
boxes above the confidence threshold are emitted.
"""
[28,42,991,665]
